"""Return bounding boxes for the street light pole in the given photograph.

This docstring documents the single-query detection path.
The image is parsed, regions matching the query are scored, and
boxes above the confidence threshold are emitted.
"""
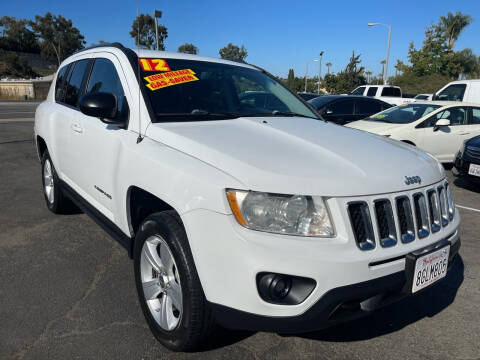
[305,61,309,93]
[318,51,324,94]
[154,10,162,51]
[368,22,392,85]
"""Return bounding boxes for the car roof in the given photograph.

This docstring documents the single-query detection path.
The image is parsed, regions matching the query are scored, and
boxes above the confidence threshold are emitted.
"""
[412,101,480,107]
[318,95,386,100]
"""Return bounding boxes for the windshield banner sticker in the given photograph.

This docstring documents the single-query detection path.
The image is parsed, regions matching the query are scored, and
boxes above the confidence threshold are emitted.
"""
[144,69,199,90]
[138,58,171,72]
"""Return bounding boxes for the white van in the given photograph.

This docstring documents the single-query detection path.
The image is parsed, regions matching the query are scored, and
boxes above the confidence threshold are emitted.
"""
[434,80,480,103]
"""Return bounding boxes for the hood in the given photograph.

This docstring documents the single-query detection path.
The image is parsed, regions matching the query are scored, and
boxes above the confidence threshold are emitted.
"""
[146,117,444,197]
[346,120,406,135]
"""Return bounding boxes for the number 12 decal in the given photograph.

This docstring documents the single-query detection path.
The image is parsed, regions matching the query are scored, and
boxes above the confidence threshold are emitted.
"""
[138,58,171,72]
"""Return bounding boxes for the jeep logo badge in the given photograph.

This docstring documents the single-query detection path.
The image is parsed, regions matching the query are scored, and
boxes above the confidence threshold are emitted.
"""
[405,176,421,185]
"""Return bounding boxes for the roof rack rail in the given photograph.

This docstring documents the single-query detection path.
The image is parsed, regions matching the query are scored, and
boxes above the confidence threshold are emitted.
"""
[72,42,127,55]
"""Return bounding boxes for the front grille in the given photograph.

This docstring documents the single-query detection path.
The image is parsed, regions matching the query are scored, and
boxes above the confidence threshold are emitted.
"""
[347,181,452,251]
[465,145,480,159]
[374,199,397,247]
[348,202,375,250]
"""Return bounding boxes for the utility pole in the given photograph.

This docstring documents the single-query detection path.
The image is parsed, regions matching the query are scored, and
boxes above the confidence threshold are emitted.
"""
[154,10,162,51]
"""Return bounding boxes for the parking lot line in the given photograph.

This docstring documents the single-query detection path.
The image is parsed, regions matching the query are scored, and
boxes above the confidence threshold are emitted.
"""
[456,204,480,213]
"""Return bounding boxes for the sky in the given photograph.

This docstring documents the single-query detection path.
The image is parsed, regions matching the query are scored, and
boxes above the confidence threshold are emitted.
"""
[2,0,480,78]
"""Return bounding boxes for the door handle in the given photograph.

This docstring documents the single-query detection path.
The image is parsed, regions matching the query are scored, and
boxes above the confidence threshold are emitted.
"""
[459,132,470,136]
[71,123,83,133]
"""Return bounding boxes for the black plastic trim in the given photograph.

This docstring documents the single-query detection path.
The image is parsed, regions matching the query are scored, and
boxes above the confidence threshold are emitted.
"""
[59,180,133,257]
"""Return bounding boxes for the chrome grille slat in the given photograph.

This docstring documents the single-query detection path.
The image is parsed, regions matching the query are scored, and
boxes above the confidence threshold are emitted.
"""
[427,189,441,233]
[437,186,449,227]
[413,193,430,239]
[347,202,375,251]
[374,199,397,247]
[395,196,415,243]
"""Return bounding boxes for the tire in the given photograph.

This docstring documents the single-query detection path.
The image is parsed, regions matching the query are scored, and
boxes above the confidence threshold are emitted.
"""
[41,151,75,214]
[133,211,214,351]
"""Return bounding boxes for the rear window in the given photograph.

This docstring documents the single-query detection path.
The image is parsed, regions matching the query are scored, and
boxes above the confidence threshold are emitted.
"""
[381,87,401,97]
[356,99,382,115]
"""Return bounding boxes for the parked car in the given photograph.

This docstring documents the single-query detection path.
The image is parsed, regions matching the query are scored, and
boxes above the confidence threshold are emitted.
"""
[347,101,480,163]
[298,92,322,101]
[434,79,480,103]
[35,43,461,351]
[308,95,391,125]
[453,135,480,184]
[415,94,433,101]
[349,85,414,105]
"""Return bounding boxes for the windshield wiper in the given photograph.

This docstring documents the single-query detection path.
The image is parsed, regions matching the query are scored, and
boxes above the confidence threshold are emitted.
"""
[242,110,318,119]
[155,109,241,120]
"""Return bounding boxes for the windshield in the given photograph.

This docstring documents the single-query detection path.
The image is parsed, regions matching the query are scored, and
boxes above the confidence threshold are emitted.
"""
[139,58,317,122]
[367,103,441,124]
[350,86,366,95]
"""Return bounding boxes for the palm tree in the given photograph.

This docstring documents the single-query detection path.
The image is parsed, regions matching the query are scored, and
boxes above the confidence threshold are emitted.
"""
[326,62,332,74]
[439,12,473,49]
[365,71,372,83]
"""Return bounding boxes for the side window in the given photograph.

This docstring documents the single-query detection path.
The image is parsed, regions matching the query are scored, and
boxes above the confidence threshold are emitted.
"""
[64,59,90,108]
[436,84,466,101]
[366,87,377,96]
[356,99,382,115]
[54,65,69,102]
[381,87,400,97]
[326,99,354,115]
[350,87,366,95]
[86,58,128,120]
[423,107,468,127]
[471,108,480,125]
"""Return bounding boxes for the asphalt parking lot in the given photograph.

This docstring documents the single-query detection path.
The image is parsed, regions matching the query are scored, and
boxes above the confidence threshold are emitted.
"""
[1,103,479,360]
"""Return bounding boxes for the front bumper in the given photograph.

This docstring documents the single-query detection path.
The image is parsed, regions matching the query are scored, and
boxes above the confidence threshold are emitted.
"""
[454,152,480,183]
[210,238,460,332]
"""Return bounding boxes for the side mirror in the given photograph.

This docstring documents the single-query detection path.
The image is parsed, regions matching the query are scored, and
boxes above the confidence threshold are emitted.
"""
[433,118,450,131]
[79,92,121,125]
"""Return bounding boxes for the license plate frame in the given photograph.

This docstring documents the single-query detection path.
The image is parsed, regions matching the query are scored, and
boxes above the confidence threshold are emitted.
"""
[468,163,480,177]
[404,240,450,294]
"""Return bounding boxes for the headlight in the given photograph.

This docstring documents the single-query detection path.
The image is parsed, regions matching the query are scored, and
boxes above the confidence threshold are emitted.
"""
[226,190,334,237]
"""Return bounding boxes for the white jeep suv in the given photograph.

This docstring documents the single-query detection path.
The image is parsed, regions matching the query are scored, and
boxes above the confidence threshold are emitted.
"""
[34,44,461,351]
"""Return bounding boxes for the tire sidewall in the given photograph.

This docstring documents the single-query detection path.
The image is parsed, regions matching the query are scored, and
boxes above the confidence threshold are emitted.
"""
[41,151,61,212]
[133,214,196,351]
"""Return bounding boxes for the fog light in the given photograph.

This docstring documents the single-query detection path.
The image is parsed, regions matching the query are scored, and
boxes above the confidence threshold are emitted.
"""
[257,272,316,305]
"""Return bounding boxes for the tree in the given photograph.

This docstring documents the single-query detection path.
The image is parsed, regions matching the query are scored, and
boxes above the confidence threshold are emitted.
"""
[365,71,372,83]
[178,43,198,54]
[130,14,167,50]
[218,43,247,62]
[30,13,85,65]
[439,12,473,49]
[0,49,37,78]
[0,16,39,53]
[326,62,332,74]
[322,51,366,94]
[286,69,295,90]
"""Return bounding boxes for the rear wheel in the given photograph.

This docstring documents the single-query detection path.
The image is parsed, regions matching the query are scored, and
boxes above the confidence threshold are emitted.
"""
[133,211,214,351]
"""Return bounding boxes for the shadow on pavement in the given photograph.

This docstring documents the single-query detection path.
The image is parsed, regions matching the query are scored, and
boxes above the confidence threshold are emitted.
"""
[294,256,464,343]
[200,328,254,351]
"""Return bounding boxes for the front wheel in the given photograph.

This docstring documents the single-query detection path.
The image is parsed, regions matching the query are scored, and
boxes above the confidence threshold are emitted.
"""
[133,211,214,351]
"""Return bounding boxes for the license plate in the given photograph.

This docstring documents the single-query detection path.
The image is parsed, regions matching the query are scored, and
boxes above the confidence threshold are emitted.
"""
[468,163,480,177]
[411,245,450,293]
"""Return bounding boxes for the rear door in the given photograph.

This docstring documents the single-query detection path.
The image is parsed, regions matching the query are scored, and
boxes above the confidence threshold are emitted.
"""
[355,98,384,121]
[419,106,471,162]
[322,99,355,125]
